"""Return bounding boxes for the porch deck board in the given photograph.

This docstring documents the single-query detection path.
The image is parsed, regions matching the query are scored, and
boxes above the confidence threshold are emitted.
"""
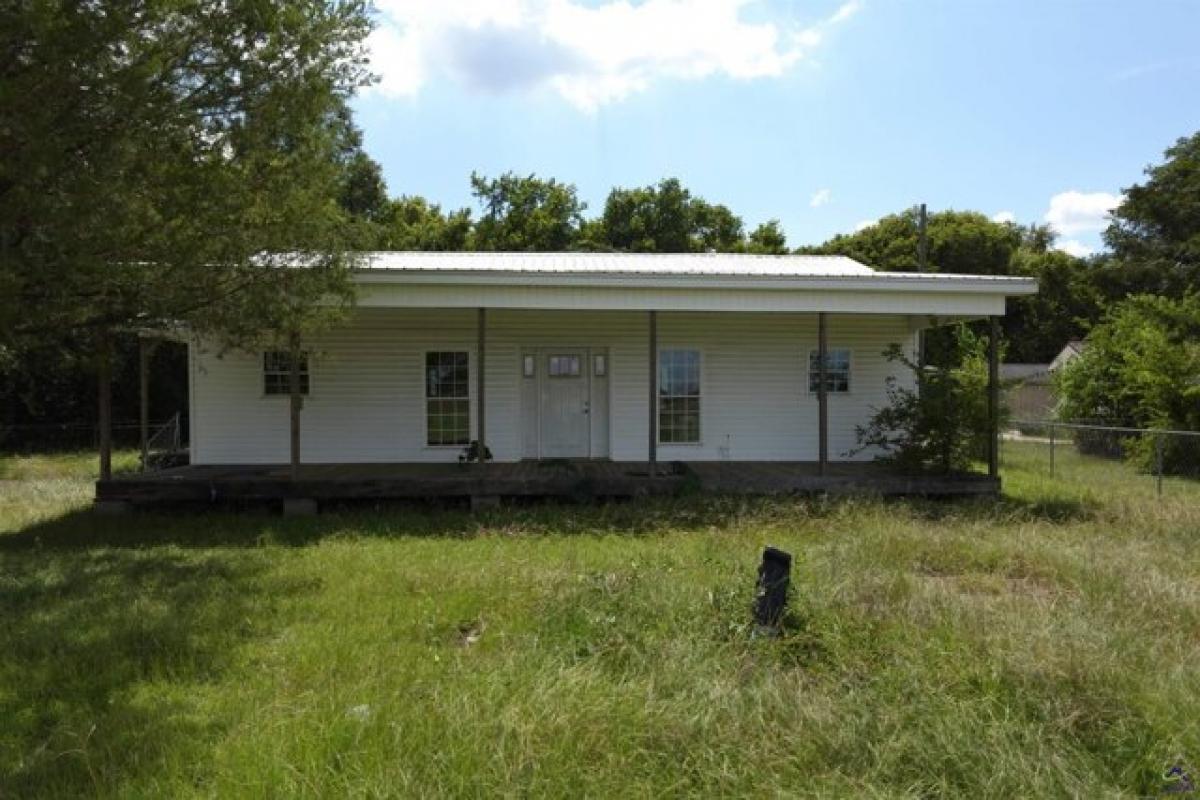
[97,460,998,506]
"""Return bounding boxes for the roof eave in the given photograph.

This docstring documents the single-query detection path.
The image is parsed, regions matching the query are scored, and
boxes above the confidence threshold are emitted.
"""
[352,269,1038,296]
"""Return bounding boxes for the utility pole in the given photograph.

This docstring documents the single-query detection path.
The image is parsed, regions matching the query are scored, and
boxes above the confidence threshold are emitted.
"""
[917,203,928,272]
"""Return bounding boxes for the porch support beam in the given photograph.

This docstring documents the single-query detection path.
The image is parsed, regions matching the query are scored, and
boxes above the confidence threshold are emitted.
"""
[648,310,657,476]
[97,328,113,483]
[139,336,152,472]
[289,329,302,482]
[477,307,486,466]
[817,312,829,476]
[988,315,1000,479]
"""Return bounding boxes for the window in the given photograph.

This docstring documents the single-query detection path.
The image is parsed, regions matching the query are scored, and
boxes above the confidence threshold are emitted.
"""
[659,349,700,443]
[548,354,581,377]
[263,351,309,396]
[425,351,470,446]
[522,354,536,378]
[593,354,607,377]
[808,349,851,393]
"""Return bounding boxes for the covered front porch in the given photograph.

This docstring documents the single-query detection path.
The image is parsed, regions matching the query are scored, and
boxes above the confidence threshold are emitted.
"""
[107,253,1035,510]
[97,460,999,508]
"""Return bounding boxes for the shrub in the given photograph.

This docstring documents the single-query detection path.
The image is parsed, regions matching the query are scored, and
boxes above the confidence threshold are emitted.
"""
[852,325,995,473]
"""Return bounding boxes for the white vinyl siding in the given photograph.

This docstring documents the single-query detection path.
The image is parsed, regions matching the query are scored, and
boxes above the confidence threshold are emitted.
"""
[189,308,917,464]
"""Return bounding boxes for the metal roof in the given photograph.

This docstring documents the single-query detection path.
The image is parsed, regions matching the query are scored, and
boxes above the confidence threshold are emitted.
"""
[357,251,876,277]
[351,252,1037,294]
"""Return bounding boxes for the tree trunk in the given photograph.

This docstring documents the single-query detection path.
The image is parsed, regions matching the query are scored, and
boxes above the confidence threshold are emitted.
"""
[97,329,113,482]
[289,331,302,481]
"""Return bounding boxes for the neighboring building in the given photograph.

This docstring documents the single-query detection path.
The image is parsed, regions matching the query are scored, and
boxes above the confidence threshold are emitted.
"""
[1002,340,1087,423]
[1002,363,1053,421]
[1050,339,1086,373]
[186,253,1035,465]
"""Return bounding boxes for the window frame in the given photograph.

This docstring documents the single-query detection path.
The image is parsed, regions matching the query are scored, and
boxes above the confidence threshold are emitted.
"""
[262,350,311,398]
[423,350,472,448]
[657,347,703,445]
[807,347,853,395]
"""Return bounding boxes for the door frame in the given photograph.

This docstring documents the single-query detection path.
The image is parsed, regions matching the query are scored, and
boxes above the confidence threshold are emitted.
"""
[525,345,610,460]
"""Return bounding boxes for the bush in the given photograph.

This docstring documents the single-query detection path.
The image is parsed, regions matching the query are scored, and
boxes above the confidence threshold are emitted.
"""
[852,325,996,473]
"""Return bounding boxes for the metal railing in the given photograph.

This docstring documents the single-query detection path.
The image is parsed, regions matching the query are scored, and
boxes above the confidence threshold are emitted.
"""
[1008,420,1200,497]
[142,411,185,471]
[0,416,187,457]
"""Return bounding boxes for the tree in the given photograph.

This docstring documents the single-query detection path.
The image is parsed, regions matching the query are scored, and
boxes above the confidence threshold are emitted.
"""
[0,1,373,477]
[595,178,748,253]
[1104,131,1200,296]
[1004,247,1103,362]
[339,154,390,224]
[799,208,1025,275]
[1056,294,1200,474]
[376,197,472,251]
[747,220,788,254]
[469,172,585,251]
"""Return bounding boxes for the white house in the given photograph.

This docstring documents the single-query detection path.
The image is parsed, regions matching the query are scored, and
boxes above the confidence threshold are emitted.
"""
[182,252,1035,472]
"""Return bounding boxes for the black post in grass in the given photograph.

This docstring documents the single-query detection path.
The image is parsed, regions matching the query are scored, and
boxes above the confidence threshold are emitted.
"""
[753,547,792,633]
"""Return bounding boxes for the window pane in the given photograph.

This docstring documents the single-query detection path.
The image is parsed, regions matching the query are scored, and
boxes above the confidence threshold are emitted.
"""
[549,355,580,377]
[808,349,850,394]
[658,349,700,443]
[426,353,470,445]
[263,350,309,396]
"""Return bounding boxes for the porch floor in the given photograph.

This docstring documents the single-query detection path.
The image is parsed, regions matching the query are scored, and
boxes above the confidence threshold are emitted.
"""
[96,460,998,507]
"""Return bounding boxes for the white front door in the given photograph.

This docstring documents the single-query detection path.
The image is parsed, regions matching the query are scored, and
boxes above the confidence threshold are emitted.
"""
[539,350,590,458]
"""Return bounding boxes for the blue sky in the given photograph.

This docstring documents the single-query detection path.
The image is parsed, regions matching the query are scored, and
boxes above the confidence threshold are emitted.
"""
[352,0,1200,255]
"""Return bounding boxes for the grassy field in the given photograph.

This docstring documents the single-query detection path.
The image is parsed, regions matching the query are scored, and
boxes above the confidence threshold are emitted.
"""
[1,446,1198,797]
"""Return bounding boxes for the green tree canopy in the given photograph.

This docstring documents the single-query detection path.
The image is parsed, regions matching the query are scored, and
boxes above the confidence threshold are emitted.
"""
[376,197,473,251]
[594,178,746,253]
[1104,131,1200,296]
[1056,293,1200,473]
[747,220,789,254]
[469,172,585,251]
[799,209,1029,275]
[0,0,373,351]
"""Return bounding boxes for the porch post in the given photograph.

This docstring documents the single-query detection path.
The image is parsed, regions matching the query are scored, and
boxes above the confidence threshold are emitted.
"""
[97,328,113,482]
[988,316,1000,478]
[138,336,153,472]
[477,307,486,465]
[648,310,658,476]
[817,312,829,476]
[289,330,302,481]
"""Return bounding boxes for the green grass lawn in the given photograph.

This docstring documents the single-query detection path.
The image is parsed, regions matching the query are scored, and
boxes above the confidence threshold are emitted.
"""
[1,446,1198,797]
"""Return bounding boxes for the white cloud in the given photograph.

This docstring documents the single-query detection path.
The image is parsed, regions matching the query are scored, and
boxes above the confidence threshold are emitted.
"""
[1055,239,1095,258]
[1043,190,1121,236]
[991,210,1016,224]
[365,0,862,111]
[854,218,877,232]
[810,188,832,208]
[828,0,862,25]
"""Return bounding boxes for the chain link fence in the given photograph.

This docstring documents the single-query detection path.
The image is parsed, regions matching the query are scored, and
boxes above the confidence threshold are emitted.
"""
[1005,420,1200,497]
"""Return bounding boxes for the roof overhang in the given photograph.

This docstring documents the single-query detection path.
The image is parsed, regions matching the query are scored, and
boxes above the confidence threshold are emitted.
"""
[352,267,1037,317]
